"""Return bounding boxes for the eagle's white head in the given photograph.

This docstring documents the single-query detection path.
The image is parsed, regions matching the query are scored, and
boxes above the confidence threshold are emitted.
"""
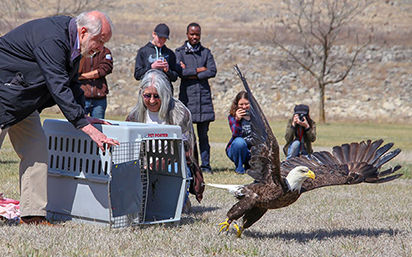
[285,166,315,192]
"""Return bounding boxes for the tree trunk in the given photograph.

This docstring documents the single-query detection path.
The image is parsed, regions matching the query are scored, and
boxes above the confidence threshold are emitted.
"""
[319,83,326,124]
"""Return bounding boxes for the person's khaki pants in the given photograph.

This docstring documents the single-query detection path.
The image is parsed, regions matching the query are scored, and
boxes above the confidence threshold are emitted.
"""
[0,111,48,217]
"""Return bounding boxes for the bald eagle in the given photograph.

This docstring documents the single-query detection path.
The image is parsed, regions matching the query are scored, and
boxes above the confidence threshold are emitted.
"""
[209,65,403,237]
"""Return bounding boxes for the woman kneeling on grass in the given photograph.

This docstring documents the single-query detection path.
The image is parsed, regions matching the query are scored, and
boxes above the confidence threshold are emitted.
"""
[225,91,252,174]
[126,69,204,208]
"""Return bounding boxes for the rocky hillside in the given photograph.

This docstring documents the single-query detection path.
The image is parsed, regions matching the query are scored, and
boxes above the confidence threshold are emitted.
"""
[38,0,412,124]
[104,41,412,124]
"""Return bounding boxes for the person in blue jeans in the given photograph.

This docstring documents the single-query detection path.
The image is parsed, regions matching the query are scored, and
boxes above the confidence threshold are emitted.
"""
[79,46,113,119]
[283,104,316,159]
[225,91,252,174]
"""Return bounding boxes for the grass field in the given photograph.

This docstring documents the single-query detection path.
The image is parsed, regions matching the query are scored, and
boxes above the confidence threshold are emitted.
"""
[0,114,411,256]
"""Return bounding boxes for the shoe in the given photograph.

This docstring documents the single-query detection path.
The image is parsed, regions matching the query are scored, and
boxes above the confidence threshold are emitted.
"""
[235,169,246,175]
[20,216,54,226]
[201,168,213,174]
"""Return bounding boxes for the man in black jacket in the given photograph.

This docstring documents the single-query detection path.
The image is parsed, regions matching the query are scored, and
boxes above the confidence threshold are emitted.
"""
[175,22,217,173]
[134,23,178,91]
[0,11,119,224]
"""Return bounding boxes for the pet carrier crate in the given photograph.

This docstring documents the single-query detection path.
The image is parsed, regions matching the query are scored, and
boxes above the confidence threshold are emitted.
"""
[43,119,188,228]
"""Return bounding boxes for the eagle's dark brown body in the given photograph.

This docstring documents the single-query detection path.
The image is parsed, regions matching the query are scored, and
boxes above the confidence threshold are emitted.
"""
[217,65,403,236]
[239,183,300,209]
[226,183,301,230]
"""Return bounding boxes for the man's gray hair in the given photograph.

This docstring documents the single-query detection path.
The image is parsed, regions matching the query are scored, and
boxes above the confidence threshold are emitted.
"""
[76,11,114,37]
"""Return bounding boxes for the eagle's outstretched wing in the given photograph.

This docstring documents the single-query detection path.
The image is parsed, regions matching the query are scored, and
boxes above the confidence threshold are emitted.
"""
[233,65,283,187]
[281,139,403,192]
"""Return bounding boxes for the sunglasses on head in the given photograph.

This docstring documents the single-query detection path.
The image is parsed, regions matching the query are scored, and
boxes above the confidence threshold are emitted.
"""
[143,93,160,99]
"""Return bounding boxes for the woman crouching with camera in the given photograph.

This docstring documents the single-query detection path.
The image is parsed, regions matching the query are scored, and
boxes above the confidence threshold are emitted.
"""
[283,104,316,160]
[225,91,252,174]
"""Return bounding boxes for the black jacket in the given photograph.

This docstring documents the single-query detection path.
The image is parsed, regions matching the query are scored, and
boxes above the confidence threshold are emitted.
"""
[134,42,178,82]
[0,16,87,129]
[175,42,217,123]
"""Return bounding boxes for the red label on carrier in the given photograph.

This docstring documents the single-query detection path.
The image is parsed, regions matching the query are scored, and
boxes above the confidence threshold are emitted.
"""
[146,133,168,138]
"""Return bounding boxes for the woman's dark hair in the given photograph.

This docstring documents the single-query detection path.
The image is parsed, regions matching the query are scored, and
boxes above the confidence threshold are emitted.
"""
[229,91,248,117]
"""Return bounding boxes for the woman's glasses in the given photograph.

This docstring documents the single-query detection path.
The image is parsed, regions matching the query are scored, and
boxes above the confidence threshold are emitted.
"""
[143,93,160,99]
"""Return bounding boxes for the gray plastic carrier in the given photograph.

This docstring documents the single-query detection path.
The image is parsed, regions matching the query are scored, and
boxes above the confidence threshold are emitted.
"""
[43,119,188,228]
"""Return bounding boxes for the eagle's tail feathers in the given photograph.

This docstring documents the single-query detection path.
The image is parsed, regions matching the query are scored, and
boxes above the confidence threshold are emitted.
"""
[206,183,244,196]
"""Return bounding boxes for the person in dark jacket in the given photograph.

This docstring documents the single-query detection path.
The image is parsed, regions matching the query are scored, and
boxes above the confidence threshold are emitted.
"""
[134,23,178,91]
[175,22,217,173]
[79,46,113,119]
[0,11,119,225]
[283,104,317,159]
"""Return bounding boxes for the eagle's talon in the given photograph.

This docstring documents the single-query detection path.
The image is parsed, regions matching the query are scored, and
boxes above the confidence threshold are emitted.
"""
[218,218,231,234]
[233,222,244,238]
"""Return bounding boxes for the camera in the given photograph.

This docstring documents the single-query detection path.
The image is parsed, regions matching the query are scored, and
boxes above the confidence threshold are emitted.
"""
[158,57,165,62]
[299,113,305,122]
[244,110,250,116]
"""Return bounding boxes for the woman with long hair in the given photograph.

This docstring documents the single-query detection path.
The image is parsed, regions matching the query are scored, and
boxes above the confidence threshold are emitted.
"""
[126,69,204,205]
[225,91,252,174]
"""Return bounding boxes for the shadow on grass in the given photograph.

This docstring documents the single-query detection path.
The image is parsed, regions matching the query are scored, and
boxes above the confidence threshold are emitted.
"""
[244,227,401,241]
[208,168,233,173]
[179,206,220,225]
[0,160,18,164]
[190,205,220,214]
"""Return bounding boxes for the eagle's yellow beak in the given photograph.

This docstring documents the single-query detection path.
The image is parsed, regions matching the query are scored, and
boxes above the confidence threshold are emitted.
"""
[306,170,315,179]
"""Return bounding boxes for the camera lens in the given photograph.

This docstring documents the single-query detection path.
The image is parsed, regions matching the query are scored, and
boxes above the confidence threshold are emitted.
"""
[299,114,305,121]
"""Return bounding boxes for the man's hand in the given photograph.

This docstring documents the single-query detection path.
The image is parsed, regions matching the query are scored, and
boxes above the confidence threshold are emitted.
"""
[82,115,120,151]
[85,115,112,125]
[151,59,169,71]
[196,67,207,73]
[180,61,186,69]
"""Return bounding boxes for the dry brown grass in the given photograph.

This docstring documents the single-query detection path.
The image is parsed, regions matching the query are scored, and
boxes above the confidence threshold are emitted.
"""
[1,2,412,254]
[1,114,412,256]
[0,173,411,256]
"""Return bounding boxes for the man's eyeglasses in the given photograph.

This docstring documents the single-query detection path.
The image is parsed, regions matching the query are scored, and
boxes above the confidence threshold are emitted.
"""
[143,93,160,99]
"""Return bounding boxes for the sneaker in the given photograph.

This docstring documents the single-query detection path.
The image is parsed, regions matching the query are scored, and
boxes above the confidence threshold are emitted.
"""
[235,169,246,175]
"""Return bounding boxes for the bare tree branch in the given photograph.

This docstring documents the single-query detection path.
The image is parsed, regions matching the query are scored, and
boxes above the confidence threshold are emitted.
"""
[272,0,375,123]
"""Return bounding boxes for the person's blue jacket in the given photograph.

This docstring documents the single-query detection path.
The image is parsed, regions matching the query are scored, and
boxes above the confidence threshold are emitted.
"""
[175,41,217,123]
[0,16,87,129]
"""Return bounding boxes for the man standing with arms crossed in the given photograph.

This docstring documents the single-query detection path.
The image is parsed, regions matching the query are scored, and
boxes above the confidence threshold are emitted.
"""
[175,22,217,174]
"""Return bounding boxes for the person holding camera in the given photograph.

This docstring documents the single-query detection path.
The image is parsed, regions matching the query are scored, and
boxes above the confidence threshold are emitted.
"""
[134,23,178,92]
[283,104,316,160]
[225,91,252,174]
